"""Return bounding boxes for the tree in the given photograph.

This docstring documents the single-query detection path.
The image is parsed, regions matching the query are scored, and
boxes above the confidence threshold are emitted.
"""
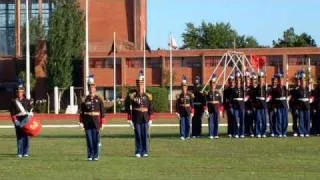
[272,27,317,48]
[182,21,260,49]
[47,0,85,90]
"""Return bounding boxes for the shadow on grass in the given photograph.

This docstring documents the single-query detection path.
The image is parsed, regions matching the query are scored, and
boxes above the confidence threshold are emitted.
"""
[2,132,302,139]
[1,133,233,139]
[0,153,18,158]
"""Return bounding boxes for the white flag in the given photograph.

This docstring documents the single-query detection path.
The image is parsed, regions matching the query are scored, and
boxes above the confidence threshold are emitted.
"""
[168,35,178,49]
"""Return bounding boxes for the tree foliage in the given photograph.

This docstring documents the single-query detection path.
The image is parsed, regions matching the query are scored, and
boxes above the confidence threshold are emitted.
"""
[272,27,317,48]
[47,0,85,89]
[182,21,260,49]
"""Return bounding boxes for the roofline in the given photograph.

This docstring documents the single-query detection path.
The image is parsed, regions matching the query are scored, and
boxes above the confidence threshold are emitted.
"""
[90,47,320,59]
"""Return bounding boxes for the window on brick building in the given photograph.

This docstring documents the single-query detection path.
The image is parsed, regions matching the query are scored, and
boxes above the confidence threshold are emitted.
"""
[0,0,15,55]
[21,0,54,34]
[268,56,282,66]
[165,58,182,68]
[147,58,161,68]
[126,58,143,68]
[268,56,283,72]
[104,58,120,68]
[205,56,221,67]
[181,58,201,68]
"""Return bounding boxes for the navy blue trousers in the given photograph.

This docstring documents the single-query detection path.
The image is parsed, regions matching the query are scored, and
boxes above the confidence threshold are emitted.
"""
[226,108,234,136]
[192,112,203,137]
[311,110,320,134]
[233,108,245,136]
[180,116,191,138]
[298,110,310,135]
[291,109,299,134]
[85,128,100,159]
[15,126,30,155]
[268,109,275,135]
[208,112,219,137]
[274,108,288,136]
[255,108,267,136]
[245,110,254,136]
[134,122,149,155]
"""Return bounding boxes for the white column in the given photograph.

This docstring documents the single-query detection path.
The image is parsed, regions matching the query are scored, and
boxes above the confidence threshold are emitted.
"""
[54,86,59,114]
[70,86,74,106]
[113,32,116,114]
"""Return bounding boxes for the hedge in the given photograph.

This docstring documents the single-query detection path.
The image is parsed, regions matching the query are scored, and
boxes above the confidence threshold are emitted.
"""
[123,87,169,113]
[147,87,169,113]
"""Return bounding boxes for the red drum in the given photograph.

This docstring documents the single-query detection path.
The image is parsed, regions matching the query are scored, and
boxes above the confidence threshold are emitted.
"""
[23,116,42,137]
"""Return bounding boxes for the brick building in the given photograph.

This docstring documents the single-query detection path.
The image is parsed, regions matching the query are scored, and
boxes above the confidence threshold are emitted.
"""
[0,0,320,110]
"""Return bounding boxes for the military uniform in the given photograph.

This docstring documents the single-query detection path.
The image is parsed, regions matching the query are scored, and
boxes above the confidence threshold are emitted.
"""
[176,76,194,140]
[223,77,234,137]
[80,75,106,161]
[266,84,275,136]
[127,90,153,156]
[176,92,194,139]
[9,82,33,158]
[232,73,245,138]
[205,90,222,138]
[270,75,288,137]
[192,77,206,137]
[289,79,299,136]
[296,72,311,137]
[9,97,33,157]
[126,71,153,157]
[253,83,267,137]
[244,80,254,137]
[311,83,320,135]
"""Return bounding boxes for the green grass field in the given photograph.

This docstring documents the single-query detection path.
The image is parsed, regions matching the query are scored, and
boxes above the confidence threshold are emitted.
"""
[0,123,320,180]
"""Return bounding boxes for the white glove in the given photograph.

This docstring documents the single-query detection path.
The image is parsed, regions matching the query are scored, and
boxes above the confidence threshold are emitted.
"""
[176,113,180,120]
[14,120,20,127]
[310,97,314,103]
[148,120,152,126]
[204,110,209,117]
[266,96,272,102]
[79,122,84,130]
[128,120,134,129]
[219,111,223,117]
[190,113,194,118]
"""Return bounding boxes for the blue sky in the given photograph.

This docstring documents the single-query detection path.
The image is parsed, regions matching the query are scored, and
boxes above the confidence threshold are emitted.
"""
[147,0,320,49]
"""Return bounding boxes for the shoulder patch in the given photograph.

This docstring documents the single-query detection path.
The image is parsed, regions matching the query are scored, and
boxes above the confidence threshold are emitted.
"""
[96,95,104,101]
[203,91,208,96]
[129,92,136,100]
[145,93,153,101]
[189,92,195,98]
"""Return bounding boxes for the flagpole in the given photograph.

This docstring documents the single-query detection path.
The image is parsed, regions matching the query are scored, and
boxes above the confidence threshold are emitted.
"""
[308,57,311,91]
[113,32,116,114]
[84,0,89,96]
[264,57,267,97]
[26,0,30,99]
[143,31,146,92]
[286,57,289,90]
[169,34,173,114]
